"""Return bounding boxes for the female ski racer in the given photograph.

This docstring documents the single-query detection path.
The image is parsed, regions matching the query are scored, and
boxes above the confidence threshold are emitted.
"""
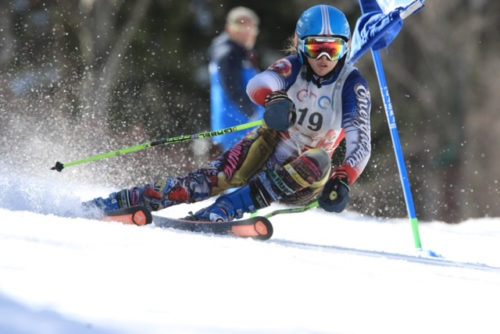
[86,4,372,222]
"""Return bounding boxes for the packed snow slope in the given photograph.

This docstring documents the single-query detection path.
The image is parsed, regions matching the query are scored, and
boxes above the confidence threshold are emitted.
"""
[1,163,500,334]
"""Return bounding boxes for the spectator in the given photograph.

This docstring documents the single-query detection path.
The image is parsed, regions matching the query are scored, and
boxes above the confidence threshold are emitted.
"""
[208,6,264,153]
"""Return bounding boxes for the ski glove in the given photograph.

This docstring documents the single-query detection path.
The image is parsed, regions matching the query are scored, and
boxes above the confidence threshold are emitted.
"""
[263,90,296,131]
[318,170,350,213]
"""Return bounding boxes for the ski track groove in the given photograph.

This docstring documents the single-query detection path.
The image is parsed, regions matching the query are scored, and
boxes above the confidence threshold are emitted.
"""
[269,238,500,273]
[148,222,500,273]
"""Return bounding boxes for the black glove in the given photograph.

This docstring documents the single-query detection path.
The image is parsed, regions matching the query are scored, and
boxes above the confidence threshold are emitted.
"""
[263,90,296,131]
[318,174,350,213]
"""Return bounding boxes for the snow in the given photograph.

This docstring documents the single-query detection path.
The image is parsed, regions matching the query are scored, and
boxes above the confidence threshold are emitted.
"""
[1,164,500,334]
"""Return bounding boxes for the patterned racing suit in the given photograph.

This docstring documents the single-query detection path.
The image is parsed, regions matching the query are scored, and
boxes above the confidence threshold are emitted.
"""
[90,55,371,213]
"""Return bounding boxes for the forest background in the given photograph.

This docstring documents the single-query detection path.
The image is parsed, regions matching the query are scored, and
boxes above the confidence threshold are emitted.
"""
[0,0,498,223]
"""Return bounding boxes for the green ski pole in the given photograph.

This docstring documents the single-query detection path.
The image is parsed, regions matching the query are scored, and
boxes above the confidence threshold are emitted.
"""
[51,120,263,172]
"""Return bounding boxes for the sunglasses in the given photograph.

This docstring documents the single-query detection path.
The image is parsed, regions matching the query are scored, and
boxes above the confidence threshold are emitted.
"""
[299,37,348,61]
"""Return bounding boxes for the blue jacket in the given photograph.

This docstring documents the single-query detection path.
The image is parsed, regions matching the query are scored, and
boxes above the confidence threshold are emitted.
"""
[209,33,264,151]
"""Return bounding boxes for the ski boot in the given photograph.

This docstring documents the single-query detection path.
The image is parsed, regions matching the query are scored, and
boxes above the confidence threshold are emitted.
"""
[188,185,257,222]
[82,190,130,213]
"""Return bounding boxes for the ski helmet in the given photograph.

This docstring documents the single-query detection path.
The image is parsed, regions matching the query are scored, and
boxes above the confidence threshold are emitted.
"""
[296,5,351,41]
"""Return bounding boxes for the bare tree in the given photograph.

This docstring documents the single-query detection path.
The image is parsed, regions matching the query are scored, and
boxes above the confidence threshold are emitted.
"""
[72,0,153,119]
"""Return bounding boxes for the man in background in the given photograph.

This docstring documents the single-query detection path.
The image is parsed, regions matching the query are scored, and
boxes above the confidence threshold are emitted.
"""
[208,6,264,154]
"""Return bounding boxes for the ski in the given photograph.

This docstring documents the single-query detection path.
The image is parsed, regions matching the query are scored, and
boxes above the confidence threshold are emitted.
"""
[94,206,273,240]
[101,206,152,226]
[152,215,273,240]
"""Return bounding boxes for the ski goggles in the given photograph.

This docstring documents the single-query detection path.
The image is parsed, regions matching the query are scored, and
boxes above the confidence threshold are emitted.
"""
[299,37,348,61]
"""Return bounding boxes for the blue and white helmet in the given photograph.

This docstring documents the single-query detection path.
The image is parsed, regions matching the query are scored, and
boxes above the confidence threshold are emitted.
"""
[296,5,351,41]
[295,5,351,64]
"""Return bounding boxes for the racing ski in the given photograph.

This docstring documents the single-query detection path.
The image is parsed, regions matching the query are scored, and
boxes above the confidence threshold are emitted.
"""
[97,206,272,240]
[102,206,152,226]
[152,215,273,240]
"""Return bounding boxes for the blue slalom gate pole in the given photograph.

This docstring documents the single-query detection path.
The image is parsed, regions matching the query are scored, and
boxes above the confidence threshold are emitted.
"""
[352,0,426,251]
[371,50,422,249]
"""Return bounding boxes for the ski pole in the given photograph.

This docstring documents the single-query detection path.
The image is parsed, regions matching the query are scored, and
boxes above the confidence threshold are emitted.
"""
[51,120,263,172]
[259,201,319,219]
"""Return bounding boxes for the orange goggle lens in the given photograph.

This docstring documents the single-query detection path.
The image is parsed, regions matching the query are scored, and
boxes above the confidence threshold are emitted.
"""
[300,37,347,61]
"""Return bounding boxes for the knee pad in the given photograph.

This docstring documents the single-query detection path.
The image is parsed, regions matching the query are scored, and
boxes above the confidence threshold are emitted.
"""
[251,149,331,206]
[283,148,331,190]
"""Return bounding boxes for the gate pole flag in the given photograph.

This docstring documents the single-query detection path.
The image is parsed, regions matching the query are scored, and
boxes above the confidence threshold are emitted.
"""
[348,0,426,250]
